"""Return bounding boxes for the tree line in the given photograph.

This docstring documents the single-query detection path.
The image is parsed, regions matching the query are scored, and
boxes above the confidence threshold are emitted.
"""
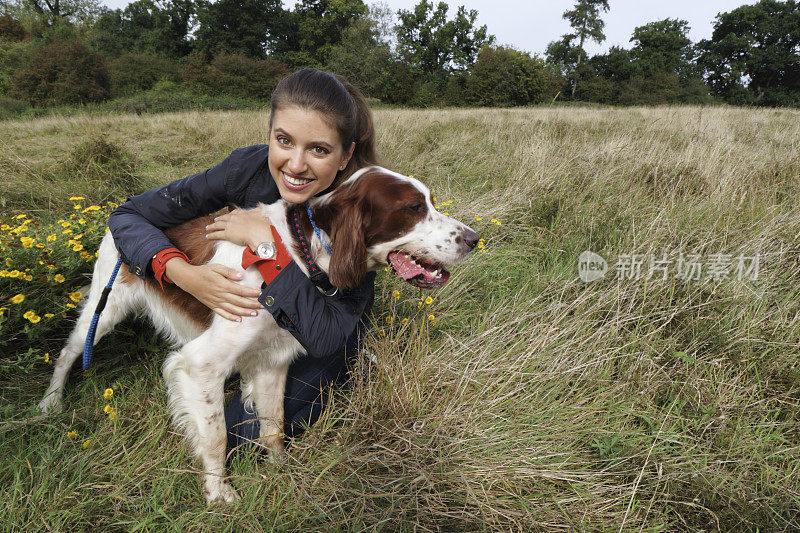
[0,0,798,113]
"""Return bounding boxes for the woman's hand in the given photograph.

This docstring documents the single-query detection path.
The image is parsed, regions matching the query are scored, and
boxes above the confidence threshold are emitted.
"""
[205,208,273,251]
[165,258,262,322]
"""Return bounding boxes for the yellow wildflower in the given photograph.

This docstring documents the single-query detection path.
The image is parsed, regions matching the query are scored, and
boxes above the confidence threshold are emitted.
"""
[82,439,92,449]
[417,300,423,308]
[9,270,20,278]
[108,410,116,421]
[78,218,86,225]
[425,296,433,305]
[74,233,84,239]
[44,352,50,363]
[29,314,40,323]
[9,294,24,304]
[44,313,54,318]
[61,221,71,228]
[23,274,32,281]
[20,237,34,247]
[103,404,112,414]
[0,224,9,230]
[68,291,82,302]
[108,202,118,209]
[103,388,114,399]
[66,303,76,308]
[392,290,400,300]
[67,431,77,440]
[23,310,34,320]
[477,239,485,249]
[47,234,57,241]
[54,274,65,283]
[0,307,7,316]
[428,314,435,322]
[443,212,449,216]
[62,229,72,234]
[35,243,44,249]
[385,316,392,324]
[402,318,408,324]
[4,258,11,266]
[69,196,85,201]
[72,244,84,252]
[475,216,482,221]
[73,205,81,210]
[13,214,26,219]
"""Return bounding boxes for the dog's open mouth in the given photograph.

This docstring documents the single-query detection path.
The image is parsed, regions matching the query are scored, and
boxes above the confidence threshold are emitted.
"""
[387,251,450,289]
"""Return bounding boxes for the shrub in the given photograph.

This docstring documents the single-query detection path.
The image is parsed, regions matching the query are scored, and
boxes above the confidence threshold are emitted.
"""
[10,39,109,106]
[108,53,181,98]
[183,52,289,100]
[465,45,552,106]
[0,96,29,120]
[0,14,26,41]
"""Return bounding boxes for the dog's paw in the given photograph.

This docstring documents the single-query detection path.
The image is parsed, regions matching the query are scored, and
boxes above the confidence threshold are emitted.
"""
[38,394,63,414]
[204,480,240,505]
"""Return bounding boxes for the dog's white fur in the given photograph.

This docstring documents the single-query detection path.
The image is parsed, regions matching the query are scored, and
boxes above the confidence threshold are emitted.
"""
[38,167,476,503]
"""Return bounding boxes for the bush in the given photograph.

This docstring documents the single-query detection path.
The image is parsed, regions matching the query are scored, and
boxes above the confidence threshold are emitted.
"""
[10,39,109,106]
[108,53,181,98]
[465,45,552,106]
[0,14,26,41]
[0,96,29,120]
[183,52,289,100]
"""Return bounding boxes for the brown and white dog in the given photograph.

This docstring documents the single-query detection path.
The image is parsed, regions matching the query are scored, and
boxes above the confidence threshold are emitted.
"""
[39,166,478,503]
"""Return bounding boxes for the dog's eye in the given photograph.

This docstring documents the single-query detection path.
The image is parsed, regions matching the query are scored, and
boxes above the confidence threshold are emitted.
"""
[405,202,425,214]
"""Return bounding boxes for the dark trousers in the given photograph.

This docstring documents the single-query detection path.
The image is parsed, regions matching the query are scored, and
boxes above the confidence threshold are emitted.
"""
[224,323,365,451]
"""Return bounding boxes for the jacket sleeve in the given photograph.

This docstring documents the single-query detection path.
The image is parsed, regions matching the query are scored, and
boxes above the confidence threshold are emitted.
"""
[259,262,376,359]
[108,151,240,278]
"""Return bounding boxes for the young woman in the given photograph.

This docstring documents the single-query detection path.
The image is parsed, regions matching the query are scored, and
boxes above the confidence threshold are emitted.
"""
[108,68,379,450]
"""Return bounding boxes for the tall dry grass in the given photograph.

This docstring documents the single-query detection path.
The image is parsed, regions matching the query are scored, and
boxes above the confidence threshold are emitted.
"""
[1,105,799,530]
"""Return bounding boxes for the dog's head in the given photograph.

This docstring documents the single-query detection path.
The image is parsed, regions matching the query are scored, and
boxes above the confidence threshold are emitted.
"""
[313,167,479,290]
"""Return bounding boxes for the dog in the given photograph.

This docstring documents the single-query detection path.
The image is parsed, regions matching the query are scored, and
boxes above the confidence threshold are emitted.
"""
[39,166,479,503]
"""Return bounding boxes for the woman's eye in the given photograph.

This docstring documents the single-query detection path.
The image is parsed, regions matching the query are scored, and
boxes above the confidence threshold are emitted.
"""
[313,146,330,155]
[277,137,291,146]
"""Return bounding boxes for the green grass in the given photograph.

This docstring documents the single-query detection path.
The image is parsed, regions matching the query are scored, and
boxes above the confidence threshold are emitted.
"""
[1,105,800,530]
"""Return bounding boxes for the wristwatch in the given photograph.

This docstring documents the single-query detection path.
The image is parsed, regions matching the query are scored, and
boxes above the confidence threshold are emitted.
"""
[255,241,277,260]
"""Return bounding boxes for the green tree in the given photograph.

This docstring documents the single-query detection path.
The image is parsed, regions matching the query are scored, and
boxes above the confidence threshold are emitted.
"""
[194,0,282,59]
[272,0,367,68]
[630,18,695,78]
[465,45,553,106]
[325,5,395,101]
[88,0,196,59]
[395,0,493,76]
[697,0,800,106]
[552,0,609,98]
[20,0,100,25]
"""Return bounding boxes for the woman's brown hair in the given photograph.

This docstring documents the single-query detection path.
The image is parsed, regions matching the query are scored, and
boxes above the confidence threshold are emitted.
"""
[269,68,379,188]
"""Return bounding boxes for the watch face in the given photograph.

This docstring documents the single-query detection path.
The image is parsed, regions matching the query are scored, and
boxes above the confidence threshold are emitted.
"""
[257,242,276,259]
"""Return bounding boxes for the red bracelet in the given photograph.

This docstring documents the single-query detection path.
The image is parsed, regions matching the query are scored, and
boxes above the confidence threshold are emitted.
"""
[151,248,190,290]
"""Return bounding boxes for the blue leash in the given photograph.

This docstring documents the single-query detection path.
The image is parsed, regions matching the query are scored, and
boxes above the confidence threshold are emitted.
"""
[304,202,333,256]
[82,256,123,371]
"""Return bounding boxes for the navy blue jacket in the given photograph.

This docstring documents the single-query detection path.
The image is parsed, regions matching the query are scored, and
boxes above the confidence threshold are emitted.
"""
[108,144,375,360]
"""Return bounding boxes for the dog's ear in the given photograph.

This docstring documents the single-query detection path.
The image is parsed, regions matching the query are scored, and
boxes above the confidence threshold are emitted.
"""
[328,200,368,290]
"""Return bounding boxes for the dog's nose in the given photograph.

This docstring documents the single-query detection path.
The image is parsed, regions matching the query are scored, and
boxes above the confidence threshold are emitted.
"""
[462,228,479,250]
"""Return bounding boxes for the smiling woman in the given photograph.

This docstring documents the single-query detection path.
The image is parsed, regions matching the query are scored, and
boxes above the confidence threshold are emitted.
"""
[104,68,381,451]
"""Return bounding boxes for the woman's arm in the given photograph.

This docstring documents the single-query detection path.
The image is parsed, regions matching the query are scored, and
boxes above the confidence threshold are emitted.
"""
[261,264,376,358]
[108,146,268,319]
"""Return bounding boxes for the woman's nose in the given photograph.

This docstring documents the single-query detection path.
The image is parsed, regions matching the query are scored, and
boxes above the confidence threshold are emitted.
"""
[288,150,307,173]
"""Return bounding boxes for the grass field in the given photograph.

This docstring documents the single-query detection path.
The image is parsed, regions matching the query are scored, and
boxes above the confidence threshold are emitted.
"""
[1,105,800,530]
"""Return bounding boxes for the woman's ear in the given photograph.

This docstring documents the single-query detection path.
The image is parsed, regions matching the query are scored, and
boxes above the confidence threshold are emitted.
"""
[328,199,368,290]
[340,142,355,169]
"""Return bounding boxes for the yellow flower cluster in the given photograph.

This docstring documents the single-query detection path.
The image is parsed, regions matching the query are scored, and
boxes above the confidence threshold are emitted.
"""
[23,310,41,323]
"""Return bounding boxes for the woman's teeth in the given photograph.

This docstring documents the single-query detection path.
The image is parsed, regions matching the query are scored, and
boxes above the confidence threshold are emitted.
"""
[284,173,312,186]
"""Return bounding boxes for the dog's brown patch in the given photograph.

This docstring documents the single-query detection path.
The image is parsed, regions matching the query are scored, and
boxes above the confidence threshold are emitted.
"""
[119,215,219,329]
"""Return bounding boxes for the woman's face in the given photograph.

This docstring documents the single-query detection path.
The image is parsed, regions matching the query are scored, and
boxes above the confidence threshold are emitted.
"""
[268,105,355,204]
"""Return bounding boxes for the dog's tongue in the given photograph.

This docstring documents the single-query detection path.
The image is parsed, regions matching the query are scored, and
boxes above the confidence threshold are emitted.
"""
[388,251,426,280]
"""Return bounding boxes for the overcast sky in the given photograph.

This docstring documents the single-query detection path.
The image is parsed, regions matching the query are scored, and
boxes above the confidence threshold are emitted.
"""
[102,0,756,57]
